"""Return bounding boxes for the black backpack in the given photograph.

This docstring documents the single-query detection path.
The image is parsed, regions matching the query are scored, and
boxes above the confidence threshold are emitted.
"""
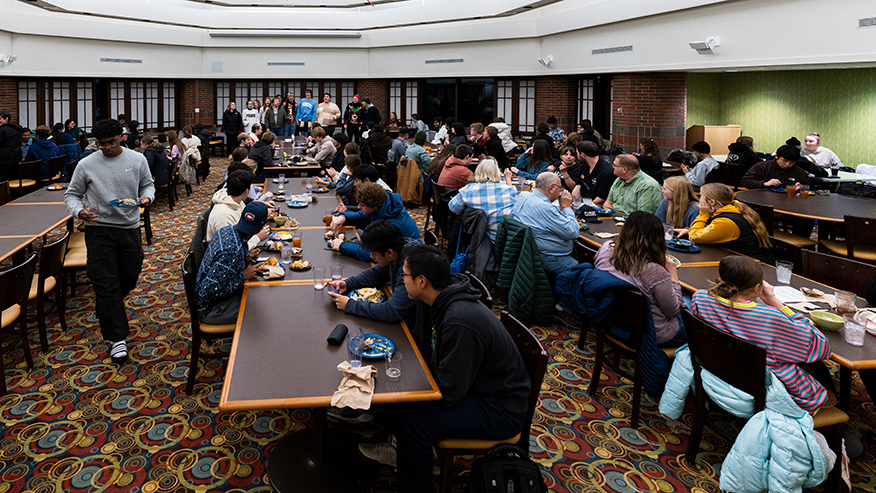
[464,444,548,493]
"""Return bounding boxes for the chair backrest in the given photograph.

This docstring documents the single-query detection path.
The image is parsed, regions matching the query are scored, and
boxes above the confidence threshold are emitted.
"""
[802,249,876,297]
[0,181,10,205]
[38,232,70,296]
[704,162,724,184]
[424,229,437,246]
[574,239,598,265]
[682,309,767,413]
[48,155,66,179]
[500,310,548,444]
[0,254,38,313]
[466,271,493,308]
[603,287,647,347]
[716,163,741,191]
[18,160,42,182]
[769,235,802,273]
[181,252,204,331]
[844,215,876,259]
[743,201,775,235]
[64,161,77,182]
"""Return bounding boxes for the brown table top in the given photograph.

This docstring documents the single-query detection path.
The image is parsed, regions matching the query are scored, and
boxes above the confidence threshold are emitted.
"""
[676,262,876,369]
[253,227,368,283]
[0,203,70,237]
[10,187,67,204]
[219,283,441,411]
[264,182,341,227]
[0,237,36,262]
[736,189,876,223]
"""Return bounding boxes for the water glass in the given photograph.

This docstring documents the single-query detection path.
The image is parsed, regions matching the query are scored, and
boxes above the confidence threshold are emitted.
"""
[331,263,343,281]
[843,314,866,347]
[663,223,675,241]
[313,266,326,290]
[278,173,285,192]
[280,243,293,265]
[775,260,793,284]
[572,197,583,210]
[83,200,101,222]
[835,290,858,318]
[306,183,314,196]
[581,197,593,207]
[347,333,363,368]
[799,184,810,199]
[291,230,302,248]
[385,351,402,379]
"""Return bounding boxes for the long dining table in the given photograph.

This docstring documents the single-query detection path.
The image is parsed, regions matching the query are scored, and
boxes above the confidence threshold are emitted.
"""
[0,187,72,263]
[735,189,876,223]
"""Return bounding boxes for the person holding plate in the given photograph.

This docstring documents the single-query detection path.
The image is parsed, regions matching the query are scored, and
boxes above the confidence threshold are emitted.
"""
[64,118,155,364]
[326,220,418,326]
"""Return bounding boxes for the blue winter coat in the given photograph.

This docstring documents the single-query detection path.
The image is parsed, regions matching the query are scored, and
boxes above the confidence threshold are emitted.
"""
[556,263,670,396]
[25,139,62,179]
[339,190,422,262]
[659,346,829,493]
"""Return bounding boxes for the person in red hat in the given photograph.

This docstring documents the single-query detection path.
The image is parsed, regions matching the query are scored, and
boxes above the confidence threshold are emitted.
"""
[344,94,365,143]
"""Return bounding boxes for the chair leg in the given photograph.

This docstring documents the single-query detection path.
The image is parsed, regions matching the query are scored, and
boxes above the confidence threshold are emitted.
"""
[685,380,708,463]
[186,332,202,395]
[440,448,454,493]
[18,312,34,370]
[56,281,68,332]
[185,184,192,197]
[143,212,153,246]
[588,330,604,396]
[168,186,175,212]
[0,341,6,396]
[631,362,642,429]
[822,424,843,493]
[36,296,48,353]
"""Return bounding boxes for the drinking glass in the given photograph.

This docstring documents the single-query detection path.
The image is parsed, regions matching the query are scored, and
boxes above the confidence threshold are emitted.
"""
[292,231,302,248]
[843,314,866,347]
[663,223,675,241]
[800,184,810,199]
[831,165,840,177]
[347,333,363,368]
[331,263,343,281]
[835,290,857,318]
[301,178,307,185]
[325,209,334,227]
[581,197,593,207]
[280,243,293,265]
[775,260,793,284]
[306,183,314,196]
[313,266,326,290]
[385,351,402,379]
[278,173,285,192]
[785,185,796,197]
[572,196,583,210]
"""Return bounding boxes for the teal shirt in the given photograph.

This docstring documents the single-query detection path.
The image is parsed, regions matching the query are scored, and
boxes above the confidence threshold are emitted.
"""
[606,170,663,215]
[405,144,432,182]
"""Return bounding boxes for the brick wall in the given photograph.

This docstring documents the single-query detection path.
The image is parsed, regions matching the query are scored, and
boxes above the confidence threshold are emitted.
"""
[356,79,388,121]
[0,78,18,122]
[611,72,687,157]
[179,80,216,128]
[535,76,577,137]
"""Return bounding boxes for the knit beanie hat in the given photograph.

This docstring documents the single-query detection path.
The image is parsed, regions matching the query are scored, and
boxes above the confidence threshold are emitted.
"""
[691,141,710,153]
[415,131,427,145]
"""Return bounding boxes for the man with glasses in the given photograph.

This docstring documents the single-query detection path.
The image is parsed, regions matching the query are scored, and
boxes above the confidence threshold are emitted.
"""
[65,119,155,364]
[510,172,580,277]
[603,154,663,215]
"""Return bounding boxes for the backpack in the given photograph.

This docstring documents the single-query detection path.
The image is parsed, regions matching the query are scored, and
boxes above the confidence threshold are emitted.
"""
[465,444,548,493]
[449,223,469,274]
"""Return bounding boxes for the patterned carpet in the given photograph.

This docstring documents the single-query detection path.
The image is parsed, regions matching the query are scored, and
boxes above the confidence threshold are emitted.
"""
[2,159,875,492]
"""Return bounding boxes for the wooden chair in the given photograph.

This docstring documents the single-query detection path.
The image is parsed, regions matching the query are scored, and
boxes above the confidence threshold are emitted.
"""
[181,252,237,395]
[27,232,70,352]
[820,215,876,263]
[715,162,743,191]
[140,205,153,245]
[574,239,598,265]
[802,249,876,297]
[465,271,493,308]
[588,287,677,428]
[64,160,77,183]
[0,181,11,205]
[682,309,849,489]
[429,178,448,241]
[770,235,804,274]
[39,155,66,185]
[63,233,88,298]
[437,311,548,492]
[9,160,41,197]
[0,254,38,395]
[744,201,817,249]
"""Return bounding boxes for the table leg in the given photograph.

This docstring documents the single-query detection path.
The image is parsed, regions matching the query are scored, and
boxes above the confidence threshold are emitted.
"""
[266,407,359,492]
[839,366,851,412]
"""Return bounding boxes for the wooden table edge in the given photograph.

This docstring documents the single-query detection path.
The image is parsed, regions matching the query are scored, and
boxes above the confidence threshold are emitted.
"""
[218,389,443,412]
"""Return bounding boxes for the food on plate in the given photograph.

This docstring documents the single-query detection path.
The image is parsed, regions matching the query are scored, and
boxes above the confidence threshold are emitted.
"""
[325,231,346,240]
[291,260,310,269]
[364,337,375,349]
[352,287,385,303]
[800,287,825,298]
[48,184,66,190]
[116,198,138,206]
[256,257,279,269]
[272,232,294,241]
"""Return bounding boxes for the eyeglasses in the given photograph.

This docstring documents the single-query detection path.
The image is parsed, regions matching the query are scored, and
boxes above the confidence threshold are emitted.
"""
[97,139,120,149]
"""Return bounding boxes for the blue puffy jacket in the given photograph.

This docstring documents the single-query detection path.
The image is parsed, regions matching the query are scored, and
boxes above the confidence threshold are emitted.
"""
[659,346,829,493]
[339,190,422,262]
[25,139,62,179]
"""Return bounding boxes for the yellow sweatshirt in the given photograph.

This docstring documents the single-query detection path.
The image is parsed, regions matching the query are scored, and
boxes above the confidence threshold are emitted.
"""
[688,204,741,244]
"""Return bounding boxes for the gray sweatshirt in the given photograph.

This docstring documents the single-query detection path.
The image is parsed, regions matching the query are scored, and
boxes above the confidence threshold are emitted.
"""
[65,147,155,229]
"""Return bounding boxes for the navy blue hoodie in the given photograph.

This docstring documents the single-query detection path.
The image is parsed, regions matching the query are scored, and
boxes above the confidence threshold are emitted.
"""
[25,139,62,179]
[339,190,421,262]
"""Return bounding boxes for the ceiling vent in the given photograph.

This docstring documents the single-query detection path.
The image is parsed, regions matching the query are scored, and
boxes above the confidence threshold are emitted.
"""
[592,45,633,55]
[425,58,464,64]
[100,58,142,64]
[860,17,876,28]
[267,62,305,66]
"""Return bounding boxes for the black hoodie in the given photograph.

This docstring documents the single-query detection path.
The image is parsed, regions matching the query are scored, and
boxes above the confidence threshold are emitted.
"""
[415,276,530,412]
[0,121,23,166]
[726,142,765,176]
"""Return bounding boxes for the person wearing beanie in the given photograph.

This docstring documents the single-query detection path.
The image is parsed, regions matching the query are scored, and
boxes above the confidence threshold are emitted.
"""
[362,96,382,127]
[683,140,719,187]
[195,201,269,325]
[343,94,365,143]
[405,131,432,178]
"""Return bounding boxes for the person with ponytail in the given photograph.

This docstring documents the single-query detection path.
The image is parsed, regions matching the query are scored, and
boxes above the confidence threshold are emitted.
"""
[690,255,833,413]
[655,176,699,231]
[688,183,775,263]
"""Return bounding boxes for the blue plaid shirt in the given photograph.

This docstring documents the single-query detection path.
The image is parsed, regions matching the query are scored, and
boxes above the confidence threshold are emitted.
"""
[548,126,566,142]
[448,182,517,241]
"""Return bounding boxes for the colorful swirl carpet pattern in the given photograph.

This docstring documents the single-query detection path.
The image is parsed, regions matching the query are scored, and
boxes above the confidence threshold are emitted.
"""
[1,161,875,492]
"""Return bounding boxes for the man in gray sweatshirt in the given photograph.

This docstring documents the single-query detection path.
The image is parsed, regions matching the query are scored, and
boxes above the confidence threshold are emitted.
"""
[65,118,155,363]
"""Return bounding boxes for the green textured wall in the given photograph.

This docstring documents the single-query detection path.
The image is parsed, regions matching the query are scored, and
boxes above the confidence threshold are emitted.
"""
[687,69,876,166]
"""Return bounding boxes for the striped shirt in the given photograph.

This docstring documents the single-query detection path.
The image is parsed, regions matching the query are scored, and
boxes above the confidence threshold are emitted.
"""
[691,290,831,412]
[448,182,517,241]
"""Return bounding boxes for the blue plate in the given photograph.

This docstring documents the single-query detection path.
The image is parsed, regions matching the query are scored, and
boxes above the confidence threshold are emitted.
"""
[349,334,395,359]
[770,187,789,193]
[313,187,331,194]
[593,206,614,216]
[666,239,701,253]
[108,198,139,208]
[287,201,308,208]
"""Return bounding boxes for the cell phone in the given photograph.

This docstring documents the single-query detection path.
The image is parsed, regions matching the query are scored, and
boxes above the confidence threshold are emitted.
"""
[327,286,337,294]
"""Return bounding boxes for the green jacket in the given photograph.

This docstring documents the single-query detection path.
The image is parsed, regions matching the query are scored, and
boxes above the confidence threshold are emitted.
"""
[493,215,554,325]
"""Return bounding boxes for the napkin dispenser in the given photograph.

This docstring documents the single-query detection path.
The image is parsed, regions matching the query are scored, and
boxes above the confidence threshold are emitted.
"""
[327,323,349,346]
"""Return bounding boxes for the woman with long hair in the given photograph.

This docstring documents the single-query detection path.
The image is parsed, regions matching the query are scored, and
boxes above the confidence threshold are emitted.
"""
[259,97,272,126]
[180,125,200,151]
[164,130,186,167]
[426,144,456,176]
[594,211,684,346]
[655,176,699,231]
[636,138,662,171]
[688,183,774,263]
[51,122,74,146]
[222,101,243,158]
[446,122,468,147]
[511,139,552,180]
[549,145,580,193]
[690,255,832,412]
[386,111,401,130]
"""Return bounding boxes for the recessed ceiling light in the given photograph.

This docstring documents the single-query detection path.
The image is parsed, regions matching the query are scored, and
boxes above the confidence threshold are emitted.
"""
[724,69,738,73]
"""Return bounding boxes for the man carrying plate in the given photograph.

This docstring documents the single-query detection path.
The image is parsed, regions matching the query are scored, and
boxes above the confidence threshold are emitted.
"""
[65,118,155,364]
[326,220,418,328]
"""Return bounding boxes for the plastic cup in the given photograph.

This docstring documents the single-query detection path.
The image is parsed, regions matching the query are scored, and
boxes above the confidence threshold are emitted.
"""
[278,173,285,192]
[663,223,675,241]
[347,333,363,368]
[843,314,866,346]
[313,266,326,290]
[385,351,402,379]
[831,167,840,177]
[835,290,857,318]
[292,231,302,248]
[331,263,343,281]
[306,183,313,196]
[800,184,810,199]
[280,243,293,264]
[785,186,796,197]
[325,209,334,226]
[301,178,307,184]
[775,260,793,284]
